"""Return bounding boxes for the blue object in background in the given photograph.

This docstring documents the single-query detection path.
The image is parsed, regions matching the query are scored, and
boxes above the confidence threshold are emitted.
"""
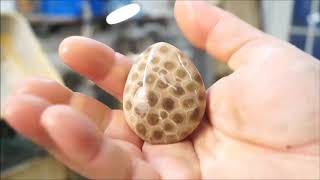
[39,0,111,18]
[314,37,320,59]
[38,0,143,22]
[289,0,319,59]
[290,35,306,50]
[39,0,82,18]
[90,0,107,17]
[292,0,312,26]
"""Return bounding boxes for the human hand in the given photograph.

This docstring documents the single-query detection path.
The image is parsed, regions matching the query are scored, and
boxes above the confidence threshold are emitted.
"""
[4,1,319,179]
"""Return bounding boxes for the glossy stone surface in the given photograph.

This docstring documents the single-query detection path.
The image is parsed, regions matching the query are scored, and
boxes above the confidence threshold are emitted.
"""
[123,42,206,144]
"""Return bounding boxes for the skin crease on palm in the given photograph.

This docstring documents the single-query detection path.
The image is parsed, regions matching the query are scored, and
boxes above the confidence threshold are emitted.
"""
[3,1,320,179]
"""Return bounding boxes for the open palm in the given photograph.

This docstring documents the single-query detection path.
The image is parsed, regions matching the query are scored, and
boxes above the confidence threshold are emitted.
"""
[4,1,319,179]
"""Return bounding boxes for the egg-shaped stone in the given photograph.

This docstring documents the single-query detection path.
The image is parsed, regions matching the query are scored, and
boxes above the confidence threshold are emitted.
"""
[123,42,206,144]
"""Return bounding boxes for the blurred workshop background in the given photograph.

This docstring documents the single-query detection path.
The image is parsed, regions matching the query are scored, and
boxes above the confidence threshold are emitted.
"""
[1,0,319,179]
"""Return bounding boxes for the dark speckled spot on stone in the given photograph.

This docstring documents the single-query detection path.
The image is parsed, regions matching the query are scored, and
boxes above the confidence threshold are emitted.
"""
[159,69,167,75]
[170,85,185,96]
[124,100,132,111]
[162,98,175,111]
[172,113,184,124]
[176,69,187,79]
[151,57,160,64]
[146,74,156,84]
[164,62,175,70]
[160,111,168,119]
[182,98,194,108]
[147,91,158,107]
[136,123,146,136]
[152,67,160,72]
[152,130,163,140]
[186,82,198,92]
[159,46,169,53]
[147,113,160,125]
[189,107,200,121]
[157,80,168,89]
[163,122,174,132]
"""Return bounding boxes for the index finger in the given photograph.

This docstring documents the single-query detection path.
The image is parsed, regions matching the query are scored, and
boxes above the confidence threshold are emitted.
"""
[59,36,132,101]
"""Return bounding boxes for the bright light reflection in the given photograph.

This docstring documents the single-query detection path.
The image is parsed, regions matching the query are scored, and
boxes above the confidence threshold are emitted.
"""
[106,3,141,25]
